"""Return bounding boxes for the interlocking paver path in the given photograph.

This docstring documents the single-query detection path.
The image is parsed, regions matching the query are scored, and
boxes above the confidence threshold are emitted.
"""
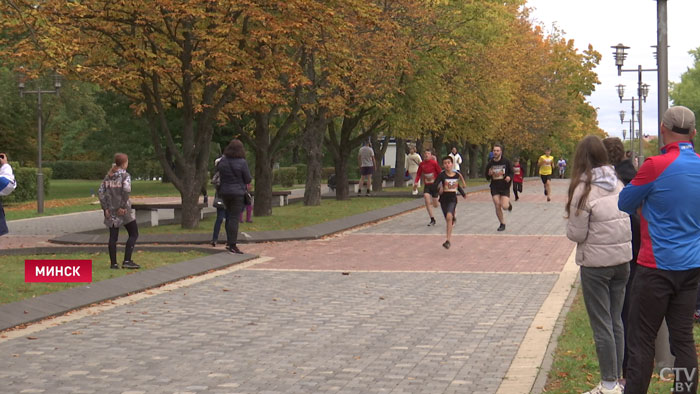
[0,179,576,394]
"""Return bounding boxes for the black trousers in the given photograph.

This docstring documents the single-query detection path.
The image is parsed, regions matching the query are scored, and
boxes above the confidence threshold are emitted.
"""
[108,220,139,265]
[512,182,522,199]
[0,198,7,236]
[222,194,245,247]
[625,265,700,394]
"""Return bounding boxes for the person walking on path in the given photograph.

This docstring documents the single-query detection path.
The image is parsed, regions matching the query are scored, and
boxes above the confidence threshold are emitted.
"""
[0,152,16,237]
[512,157,523,201]
[448,147,463,173]
[358,141,376,197]
[619,106,700,394]
[566,136,631,394]
[217,139,253,254]
[603,137,640,381]
[538,148,555,201]
[413,148,442,226]
[406,147,422,192]
[210,156,227,247]
[485,144,513,232]
[557,157,567,178]
[98,153,140,269]
[436,156,467,249]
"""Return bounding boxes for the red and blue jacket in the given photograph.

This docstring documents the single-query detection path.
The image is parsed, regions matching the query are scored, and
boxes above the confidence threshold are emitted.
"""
[618,141,700,270]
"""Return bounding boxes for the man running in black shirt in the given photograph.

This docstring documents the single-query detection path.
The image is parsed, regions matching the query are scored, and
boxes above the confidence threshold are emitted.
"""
[436,156,467,249]
[485,144,514,232]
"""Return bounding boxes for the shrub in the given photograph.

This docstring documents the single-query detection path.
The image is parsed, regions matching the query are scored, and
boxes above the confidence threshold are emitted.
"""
[292,163,307,184]
[44,160,106,180]
[4,167,52,203]
[278,167,297,187]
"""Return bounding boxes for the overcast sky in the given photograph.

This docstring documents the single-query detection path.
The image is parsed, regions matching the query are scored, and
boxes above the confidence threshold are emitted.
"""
[525,0,700,141]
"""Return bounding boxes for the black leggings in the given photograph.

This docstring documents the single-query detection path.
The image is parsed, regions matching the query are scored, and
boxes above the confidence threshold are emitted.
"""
[108,220,139,265]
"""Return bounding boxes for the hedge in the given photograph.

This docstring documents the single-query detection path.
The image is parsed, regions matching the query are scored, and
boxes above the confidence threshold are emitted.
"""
[292,163,307,184]
[278,167,297,187]
[44,160,106,180]
[3,167,52,203]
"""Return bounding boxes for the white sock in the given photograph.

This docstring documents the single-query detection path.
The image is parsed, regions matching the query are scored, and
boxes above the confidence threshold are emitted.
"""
[601,380,617,390]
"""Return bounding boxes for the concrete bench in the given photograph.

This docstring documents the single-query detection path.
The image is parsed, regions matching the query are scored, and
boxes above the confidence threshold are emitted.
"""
[131,203,207,227]
[248,191,291,207]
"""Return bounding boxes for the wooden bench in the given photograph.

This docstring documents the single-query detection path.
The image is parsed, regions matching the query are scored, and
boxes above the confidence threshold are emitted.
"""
[131,203,207,227]
[248,191,291,207]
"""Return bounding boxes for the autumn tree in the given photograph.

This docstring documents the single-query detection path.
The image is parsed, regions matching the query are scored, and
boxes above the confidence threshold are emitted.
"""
[0,0,298,227]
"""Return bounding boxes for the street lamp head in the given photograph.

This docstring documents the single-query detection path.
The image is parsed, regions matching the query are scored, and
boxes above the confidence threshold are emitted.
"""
[53,72,62,90]
[619,110,626,124]
[616,84,625,102]
[17,67,26,96]
[642,83,650,102]
[622,129,627,140]
[612,43,630,75]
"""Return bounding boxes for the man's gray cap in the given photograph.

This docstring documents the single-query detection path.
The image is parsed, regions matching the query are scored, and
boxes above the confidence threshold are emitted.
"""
[662,106,696,134]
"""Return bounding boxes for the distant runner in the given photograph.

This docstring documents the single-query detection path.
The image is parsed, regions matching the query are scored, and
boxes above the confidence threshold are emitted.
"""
[436,156,467,249]
[538,147,554,202]
[485,144,513,232]
[413,148,442,226]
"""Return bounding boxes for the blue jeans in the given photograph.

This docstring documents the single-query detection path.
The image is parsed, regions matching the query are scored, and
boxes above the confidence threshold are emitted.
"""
[0,198,7,236]
[211,207,227,242]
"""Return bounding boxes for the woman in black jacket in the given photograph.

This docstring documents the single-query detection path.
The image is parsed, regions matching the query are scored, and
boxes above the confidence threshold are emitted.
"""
[217,139,252,254]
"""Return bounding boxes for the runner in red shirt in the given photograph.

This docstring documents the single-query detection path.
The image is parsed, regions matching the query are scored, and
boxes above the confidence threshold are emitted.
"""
[512,157,524,201]
[413,148,442,226]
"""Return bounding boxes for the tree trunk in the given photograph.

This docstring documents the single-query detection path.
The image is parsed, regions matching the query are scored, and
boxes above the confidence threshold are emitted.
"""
[334,151,350,200]
[370,134,390,192]
[481,144,490,176]
[253,116,273,217]
[393,137,405,188]
[468,144,479,179]
[179,180,201,228]
[430,131,444,159]
[303,110,329,206]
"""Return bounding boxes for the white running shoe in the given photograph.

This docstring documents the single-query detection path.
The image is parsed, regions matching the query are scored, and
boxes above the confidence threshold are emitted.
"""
[582,382,622,394]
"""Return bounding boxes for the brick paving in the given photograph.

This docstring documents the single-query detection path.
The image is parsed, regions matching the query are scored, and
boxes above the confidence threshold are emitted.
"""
[0,179,575,394]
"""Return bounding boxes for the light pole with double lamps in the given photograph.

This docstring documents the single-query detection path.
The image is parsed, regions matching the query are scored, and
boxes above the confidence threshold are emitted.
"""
[612,44,655,163]
[18,70,62,214]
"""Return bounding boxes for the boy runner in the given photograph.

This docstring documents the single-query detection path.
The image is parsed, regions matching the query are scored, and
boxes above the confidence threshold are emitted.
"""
[436,156,467,249]
[413,148,442,226]
[512,158,523,201]
[538,147,554,202]
[557,157,567,179]
[485,144,513,232]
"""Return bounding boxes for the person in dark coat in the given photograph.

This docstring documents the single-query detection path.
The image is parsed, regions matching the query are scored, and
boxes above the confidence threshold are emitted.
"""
[217,139,252,254]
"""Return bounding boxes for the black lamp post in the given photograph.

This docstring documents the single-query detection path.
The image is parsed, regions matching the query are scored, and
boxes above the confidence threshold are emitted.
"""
[18,70,61,214]
[612,44,655,163]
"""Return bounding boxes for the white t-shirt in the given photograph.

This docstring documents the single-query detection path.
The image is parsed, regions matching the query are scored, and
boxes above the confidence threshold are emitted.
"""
[358,146,375,168]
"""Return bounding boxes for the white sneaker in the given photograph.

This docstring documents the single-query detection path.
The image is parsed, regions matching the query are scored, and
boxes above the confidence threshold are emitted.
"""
[582,382,622,394]
[411,189,418,195]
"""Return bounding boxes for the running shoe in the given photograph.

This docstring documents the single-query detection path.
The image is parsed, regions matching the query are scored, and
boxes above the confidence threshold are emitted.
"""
[226,245,244,254]
[582,382,622,394]
[428,217,436,226]
[497,223,506,232]
[210,240,217,247]
[110,263,120,270]
[547,196,551,202]
[122,260,140,269]
[442,240,450,249]
[507,203,513,211]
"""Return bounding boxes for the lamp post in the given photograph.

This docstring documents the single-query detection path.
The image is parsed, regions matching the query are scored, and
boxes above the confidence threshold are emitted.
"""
[617,84,643,159]
[18,71,61,214]
[612,43,655,163]
[619,110,628,147]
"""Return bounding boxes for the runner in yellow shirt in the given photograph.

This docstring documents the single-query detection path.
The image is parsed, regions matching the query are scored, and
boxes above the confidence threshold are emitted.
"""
[538,147,554,202]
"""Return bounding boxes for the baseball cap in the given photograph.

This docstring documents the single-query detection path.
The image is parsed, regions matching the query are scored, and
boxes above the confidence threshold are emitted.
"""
[662,106,696,134]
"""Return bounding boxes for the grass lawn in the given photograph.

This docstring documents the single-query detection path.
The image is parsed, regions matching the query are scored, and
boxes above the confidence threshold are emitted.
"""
[4,180,219,221]
[140,197,413,234]
[0,250,208,305]
[544,287,690,393]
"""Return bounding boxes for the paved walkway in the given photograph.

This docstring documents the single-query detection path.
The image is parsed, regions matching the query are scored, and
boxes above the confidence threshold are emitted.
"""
[0,179,577,394]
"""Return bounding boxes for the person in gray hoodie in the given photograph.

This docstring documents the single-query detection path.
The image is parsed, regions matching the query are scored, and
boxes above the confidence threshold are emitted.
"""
[98,153,140,269]
[566,136,631,394]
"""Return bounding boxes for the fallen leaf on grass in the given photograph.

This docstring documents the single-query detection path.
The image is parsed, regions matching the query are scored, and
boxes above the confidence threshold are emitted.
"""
[26,337,38,340]
[71,331,82,335]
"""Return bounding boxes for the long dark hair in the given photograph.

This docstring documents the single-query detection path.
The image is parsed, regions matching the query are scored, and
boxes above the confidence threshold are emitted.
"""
[602,137,625,165]
[223,139,246,159]
[565,136,609,217]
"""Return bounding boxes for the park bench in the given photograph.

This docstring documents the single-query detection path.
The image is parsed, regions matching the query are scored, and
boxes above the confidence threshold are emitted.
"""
[131,202,207,227]
[249,190,291,207]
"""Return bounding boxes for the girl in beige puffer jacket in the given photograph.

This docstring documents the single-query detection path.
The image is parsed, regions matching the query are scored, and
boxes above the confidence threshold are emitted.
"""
[565,136,631,394]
